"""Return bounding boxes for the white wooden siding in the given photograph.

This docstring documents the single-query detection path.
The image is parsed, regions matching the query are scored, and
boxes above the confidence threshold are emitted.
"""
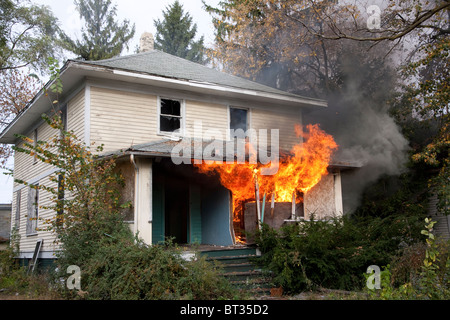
[185,100,228,139]
[428,193,450,241]
[67,89,85,143]
[90,86,159,152]
[12,176,60,254]
[250,106,302,152]
[13,120,59,189]
[12,90,85,254]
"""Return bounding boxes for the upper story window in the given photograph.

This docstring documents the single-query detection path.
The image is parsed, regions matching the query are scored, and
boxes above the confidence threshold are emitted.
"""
[159,98,183,134]
[229,107,248,139]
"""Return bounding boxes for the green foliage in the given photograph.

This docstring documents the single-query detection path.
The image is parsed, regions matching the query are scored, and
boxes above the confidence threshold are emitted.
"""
[154,0,207,64]
[366,218,450,300]
[60,0,135,61]
[0,0,62,72]
[253,213,425,294]
[393,35,449,216]
[0,228,59,298]
[0,228,24,291]
[72,239,236,300]
[354,170,429,219]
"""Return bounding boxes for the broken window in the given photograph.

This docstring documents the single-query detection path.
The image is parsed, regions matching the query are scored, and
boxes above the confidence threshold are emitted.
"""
[159,98,182,133]
[26,185,39,235]
[229,107,248,138]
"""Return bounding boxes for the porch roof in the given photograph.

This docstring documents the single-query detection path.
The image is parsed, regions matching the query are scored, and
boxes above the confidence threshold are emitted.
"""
[103,138,362,170]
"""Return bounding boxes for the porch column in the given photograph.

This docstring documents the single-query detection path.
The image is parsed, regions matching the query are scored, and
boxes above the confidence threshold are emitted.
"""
[334,171,344,216]
[134,158,152,245]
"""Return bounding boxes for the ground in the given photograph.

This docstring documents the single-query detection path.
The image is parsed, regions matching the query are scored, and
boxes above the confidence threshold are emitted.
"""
[0,288,367,300]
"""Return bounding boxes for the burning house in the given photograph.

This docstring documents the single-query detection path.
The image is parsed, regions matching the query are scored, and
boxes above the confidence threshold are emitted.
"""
[0,34,360,263]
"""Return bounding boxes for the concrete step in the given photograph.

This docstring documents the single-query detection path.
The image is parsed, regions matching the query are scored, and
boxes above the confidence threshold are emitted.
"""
[199,246,272,296]
[207,254,257,265]
[200,247,257,258]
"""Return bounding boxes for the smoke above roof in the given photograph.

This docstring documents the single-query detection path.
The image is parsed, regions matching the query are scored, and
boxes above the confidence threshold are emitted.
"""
[304,51,409,213]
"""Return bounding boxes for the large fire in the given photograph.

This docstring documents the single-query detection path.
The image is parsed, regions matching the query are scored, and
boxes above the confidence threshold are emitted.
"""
[195,124,338,243]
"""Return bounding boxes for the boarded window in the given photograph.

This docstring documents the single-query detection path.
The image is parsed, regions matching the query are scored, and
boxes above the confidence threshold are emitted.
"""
[230,107,248,138]
[26,185,39,235]
[14,190,21,228]
[159,98,182,133]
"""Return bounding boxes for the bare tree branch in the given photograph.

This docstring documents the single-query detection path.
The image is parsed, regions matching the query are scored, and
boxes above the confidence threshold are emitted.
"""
[287,1,450,43]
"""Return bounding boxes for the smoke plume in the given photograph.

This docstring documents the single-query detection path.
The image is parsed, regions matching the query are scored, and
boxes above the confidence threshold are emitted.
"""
[304,51,410,213]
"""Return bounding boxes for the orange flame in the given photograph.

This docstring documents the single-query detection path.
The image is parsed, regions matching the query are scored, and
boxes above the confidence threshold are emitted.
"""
[195,124,338,243]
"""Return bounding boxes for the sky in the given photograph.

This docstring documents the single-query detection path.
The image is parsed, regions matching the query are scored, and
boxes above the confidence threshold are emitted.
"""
[0,0,220,203]
[40,0,220,53]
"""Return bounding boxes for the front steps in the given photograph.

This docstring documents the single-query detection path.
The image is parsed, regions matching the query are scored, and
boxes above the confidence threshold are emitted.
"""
[199,247,272,296]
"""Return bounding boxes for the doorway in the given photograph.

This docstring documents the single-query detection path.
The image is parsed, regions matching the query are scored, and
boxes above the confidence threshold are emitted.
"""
[164,179,189,244]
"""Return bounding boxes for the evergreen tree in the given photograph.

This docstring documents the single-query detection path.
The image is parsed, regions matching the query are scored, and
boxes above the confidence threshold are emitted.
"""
[154,0,206,64]
[61,0,135,61]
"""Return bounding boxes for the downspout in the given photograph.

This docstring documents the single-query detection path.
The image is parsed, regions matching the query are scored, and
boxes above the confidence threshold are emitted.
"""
[130,154,139,237]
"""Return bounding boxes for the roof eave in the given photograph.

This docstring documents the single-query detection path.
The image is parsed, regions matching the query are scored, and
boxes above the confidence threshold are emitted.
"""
[0,60,327,144]
[72,61,328,108]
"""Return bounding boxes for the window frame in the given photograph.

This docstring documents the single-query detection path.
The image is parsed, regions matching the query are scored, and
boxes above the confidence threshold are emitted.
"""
[228,106,250,140]
[157,96,185,136]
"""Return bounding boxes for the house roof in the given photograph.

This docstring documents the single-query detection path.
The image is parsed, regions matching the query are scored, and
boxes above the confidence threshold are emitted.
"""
[80,50,318,101]
[0,50,327,144]
[0,204,12,211]
[102,138,269,161]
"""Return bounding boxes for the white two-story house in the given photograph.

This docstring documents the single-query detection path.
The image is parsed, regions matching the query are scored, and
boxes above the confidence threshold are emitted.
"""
[0,38,354,263]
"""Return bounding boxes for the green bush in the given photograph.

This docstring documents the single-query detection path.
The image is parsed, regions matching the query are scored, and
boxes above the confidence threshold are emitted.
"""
[366,218,450,300]
[253,213,425,293]
[59,238,236,300]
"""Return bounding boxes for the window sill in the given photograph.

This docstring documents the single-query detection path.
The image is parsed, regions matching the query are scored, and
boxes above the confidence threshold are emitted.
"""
[26,233,38,237]
[157,132,184,140]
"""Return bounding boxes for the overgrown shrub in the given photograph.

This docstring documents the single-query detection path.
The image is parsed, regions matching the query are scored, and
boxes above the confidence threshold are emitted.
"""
[58,238,236,300]
[366,218,450,300]
[253,213,425,293]
[0,242,26,292]
[0,235,60,299]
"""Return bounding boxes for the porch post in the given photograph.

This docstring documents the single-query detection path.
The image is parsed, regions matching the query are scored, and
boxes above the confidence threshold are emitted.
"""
[334,171,343,216]
[135,158,153,245]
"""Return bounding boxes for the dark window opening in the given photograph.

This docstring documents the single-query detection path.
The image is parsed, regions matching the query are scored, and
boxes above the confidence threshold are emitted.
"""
[230,108,248,138]
[160,98,182,133]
